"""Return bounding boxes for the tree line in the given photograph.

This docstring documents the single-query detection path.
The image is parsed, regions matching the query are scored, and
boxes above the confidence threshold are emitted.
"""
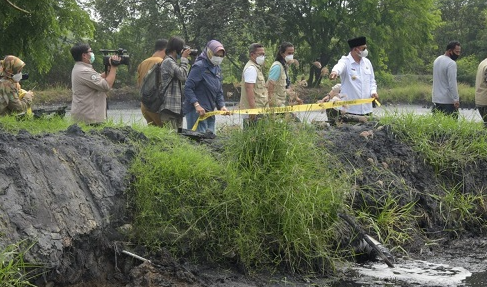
[1,0,486,89]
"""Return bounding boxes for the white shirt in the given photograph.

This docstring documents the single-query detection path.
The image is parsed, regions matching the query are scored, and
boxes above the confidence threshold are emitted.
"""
[331,53,377,115]
[243,66,258,84]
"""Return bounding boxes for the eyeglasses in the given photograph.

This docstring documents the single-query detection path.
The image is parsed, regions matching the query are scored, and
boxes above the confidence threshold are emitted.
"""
[85,50,93,54]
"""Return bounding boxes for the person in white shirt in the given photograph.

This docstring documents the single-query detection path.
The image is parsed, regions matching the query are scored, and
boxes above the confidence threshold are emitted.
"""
[239,43,268,126]
[329,36,378,116]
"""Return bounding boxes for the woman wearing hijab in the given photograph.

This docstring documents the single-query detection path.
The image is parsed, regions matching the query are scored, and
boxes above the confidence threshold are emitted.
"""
[184,40,228,133]
[0,55,33,115]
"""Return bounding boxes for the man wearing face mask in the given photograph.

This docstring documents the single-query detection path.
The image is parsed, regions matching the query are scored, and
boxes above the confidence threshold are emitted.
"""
[184,40,228,133]
[70,43,120,124]
[329,36,378,116]
[0,55,34,115]
[239,43,268,126]
[267,42,303,107]
[432,41,461,119]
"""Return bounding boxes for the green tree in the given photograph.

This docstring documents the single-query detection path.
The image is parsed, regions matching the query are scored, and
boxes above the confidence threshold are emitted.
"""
[0,0,94,73]
[253,0,441,85]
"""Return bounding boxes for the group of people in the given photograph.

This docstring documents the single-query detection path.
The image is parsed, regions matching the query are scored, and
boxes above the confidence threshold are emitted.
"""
[137,38,304,132]
[5,36,487,129]
[135,36,379,132]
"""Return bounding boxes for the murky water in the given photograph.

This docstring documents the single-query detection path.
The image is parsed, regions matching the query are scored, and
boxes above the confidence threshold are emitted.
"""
[329,259,486,287]
[78,103,487,286]
[102,103,484,128]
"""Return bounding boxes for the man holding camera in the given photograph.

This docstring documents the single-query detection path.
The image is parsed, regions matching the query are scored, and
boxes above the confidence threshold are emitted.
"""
[70,43,120,124]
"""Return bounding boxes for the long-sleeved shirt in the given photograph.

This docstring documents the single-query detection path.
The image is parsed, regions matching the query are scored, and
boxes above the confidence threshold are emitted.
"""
[159,55,189,115]
[331,53,377,115]
[183,57,225,115]
[71,62,110,124]
[432,55,459,104]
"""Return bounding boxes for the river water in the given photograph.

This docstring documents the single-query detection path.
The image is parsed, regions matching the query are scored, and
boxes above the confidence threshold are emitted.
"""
[102,103,484,128]
[87,103,487,286]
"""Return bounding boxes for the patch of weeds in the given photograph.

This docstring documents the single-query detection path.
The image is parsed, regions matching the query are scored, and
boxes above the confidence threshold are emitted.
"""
[433,184,486,233]
[380,112,487,177]
[0,239,43,286]
[219,117,351,274]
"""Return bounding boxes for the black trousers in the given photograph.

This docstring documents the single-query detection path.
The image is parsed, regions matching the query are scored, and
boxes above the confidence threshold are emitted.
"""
[432,103,459,120]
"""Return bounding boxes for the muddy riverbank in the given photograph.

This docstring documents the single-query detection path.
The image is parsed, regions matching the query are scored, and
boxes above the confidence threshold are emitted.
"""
[1,102,486,286]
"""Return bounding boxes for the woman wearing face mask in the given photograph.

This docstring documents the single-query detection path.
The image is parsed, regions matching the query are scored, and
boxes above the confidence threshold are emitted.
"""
[184,40,228,133]
[0,55,34,115]
[267,42,303,107]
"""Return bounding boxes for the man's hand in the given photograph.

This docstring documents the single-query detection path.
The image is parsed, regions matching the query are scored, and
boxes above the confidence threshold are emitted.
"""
[329,71,338,80]
[109,55,121,67]
[454,100,460,109]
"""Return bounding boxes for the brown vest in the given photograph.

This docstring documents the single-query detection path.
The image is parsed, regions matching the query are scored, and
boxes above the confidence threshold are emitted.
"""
[239,60,268,109]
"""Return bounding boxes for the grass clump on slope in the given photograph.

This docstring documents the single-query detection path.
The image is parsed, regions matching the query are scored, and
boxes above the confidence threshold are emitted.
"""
[128,117,351,274]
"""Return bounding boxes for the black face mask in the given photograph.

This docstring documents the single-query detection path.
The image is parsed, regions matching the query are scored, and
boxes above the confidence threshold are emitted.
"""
[450,51,459,61]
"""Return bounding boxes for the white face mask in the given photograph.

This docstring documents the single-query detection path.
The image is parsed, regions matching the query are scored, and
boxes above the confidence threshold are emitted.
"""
[284,54,294,63]
[12,72,22,82]
[358,49,369,58]
[256,55,265,65]
[210,56,223,66]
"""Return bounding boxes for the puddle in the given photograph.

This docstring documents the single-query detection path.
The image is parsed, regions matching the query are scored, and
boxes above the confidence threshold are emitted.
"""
[354,260,471,286]
[329,259,487,287]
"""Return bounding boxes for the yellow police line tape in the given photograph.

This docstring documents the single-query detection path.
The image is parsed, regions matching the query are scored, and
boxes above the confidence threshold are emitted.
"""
[191,98,381,131]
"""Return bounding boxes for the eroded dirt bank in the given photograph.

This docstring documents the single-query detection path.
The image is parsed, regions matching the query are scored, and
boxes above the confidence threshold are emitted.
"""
[0,121,486,286]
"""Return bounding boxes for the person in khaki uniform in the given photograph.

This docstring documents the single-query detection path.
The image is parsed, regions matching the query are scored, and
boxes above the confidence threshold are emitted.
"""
[70,43,120,125]
[0,55,33,115]
[475,57,487,127]
[239,43,268,126]
[137,39,167,126]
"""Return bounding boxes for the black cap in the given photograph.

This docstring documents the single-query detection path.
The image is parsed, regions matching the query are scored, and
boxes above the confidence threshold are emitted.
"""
[348,36,366,49]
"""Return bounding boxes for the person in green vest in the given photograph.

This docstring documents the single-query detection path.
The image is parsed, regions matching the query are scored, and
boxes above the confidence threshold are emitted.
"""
[267,42,303,107]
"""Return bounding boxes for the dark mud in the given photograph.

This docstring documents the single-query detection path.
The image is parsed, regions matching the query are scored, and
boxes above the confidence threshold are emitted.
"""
[0,118,486,286]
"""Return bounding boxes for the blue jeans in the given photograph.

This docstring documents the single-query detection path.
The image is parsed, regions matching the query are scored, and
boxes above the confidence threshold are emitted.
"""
[185,110,216,133]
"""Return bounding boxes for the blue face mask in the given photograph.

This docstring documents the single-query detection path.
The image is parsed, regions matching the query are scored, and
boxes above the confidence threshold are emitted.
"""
[89,52,95,64]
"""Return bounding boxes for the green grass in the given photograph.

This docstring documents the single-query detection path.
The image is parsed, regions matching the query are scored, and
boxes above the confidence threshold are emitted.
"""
[128,117,352,274]
[380,112,487,175]
[380,81,474,106]
[0,240,42,286]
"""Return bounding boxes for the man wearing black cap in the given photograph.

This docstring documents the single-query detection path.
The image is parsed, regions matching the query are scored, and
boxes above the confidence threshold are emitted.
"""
[329,36,378,116]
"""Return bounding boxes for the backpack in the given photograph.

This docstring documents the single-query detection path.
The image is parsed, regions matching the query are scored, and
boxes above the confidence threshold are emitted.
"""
[140,62,166,113]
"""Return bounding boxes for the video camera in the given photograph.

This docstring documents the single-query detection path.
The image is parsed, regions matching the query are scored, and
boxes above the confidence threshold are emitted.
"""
[183,45,199,57]
[99,48,130,66]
